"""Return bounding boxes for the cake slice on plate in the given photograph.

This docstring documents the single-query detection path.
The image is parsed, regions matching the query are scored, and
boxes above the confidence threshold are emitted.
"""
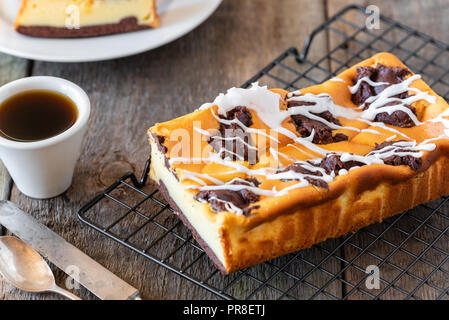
[15,0,159,38]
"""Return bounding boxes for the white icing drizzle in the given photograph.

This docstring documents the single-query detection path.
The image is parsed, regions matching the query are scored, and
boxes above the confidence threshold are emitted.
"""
[187,179,276,197]
[357,118,412,140]
[385,134,397,141]
[265,162,332,183]
[181,137,436,214]
[337,139,437,167]
[417,135,446,148]
[204,196,244,216]
[294,133,331,156]
[430,108,449,137]
[286,93,361,132]
[207,84,361,142]
[183,175,208,186]
[193,126,211,136]
[358,75,436,126]
[270,147,296,163]
[363,101,422,125]
[361,128,382,135]
[218,148,244,161]
[206,82,284,130]
[170,157,206,164]
[199,102,213,110]
[181,171,224,185]
[209,107,280,143]
[287,143,315,158]
[228,177,254,185]
[211,135,258,150]
[171,151,277,178]
[349,77,389,94]
[171,76,445,214]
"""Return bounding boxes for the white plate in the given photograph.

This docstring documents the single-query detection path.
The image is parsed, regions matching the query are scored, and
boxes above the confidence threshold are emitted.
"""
[0,0,222,62]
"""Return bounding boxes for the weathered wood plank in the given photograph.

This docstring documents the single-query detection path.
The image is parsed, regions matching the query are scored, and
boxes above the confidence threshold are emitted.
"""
[0,53,30,222]
[326,0,449,300]
[2,0,336,300]
[0,53,28,201]
[0,53,30,299]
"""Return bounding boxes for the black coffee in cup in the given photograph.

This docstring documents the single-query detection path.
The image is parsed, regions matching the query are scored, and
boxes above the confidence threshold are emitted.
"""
[0,89,78,142]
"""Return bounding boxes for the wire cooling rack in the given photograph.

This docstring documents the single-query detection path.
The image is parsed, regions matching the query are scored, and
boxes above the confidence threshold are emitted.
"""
[78,5,449,300]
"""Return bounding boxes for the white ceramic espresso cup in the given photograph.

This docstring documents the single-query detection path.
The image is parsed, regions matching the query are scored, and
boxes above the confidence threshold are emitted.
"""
[0,76,90,199]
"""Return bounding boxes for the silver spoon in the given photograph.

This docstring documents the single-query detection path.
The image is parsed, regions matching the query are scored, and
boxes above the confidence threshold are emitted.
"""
[0,236,81,300]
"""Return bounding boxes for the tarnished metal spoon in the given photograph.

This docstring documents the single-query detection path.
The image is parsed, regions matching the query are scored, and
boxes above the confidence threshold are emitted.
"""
[0,236,81,300]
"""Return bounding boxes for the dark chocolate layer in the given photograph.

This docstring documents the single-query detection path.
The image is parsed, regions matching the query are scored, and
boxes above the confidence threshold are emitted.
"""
[16,17,150,38]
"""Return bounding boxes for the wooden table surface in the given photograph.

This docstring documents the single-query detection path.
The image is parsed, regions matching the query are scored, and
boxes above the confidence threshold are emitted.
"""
[1,0,449,300]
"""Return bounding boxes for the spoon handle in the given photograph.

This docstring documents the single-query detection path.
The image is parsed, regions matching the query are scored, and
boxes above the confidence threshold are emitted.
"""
[50,284,82,300]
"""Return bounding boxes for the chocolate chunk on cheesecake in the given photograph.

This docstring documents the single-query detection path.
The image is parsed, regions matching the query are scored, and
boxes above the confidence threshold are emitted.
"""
[287,96,349,144]
[208,106,258,163]
[351,64,416,127]
[195,178,260,216]
[370,141,422,171]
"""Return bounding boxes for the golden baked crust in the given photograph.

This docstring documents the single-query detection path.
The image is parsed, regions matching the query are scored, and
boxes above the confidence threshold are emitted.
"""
[148,52,449,273]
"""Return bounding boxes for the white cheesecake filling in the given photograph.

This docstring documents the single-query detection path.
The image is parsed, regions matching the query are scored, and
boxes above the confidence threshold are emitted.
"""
[149,140,227,270]
[16,0,156,27]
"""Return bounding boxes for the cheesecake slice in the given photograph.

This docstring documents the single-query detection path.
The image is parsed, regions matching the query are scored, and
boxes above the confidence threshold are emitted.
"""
[148,53,449,273]
[15,0,159,38]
